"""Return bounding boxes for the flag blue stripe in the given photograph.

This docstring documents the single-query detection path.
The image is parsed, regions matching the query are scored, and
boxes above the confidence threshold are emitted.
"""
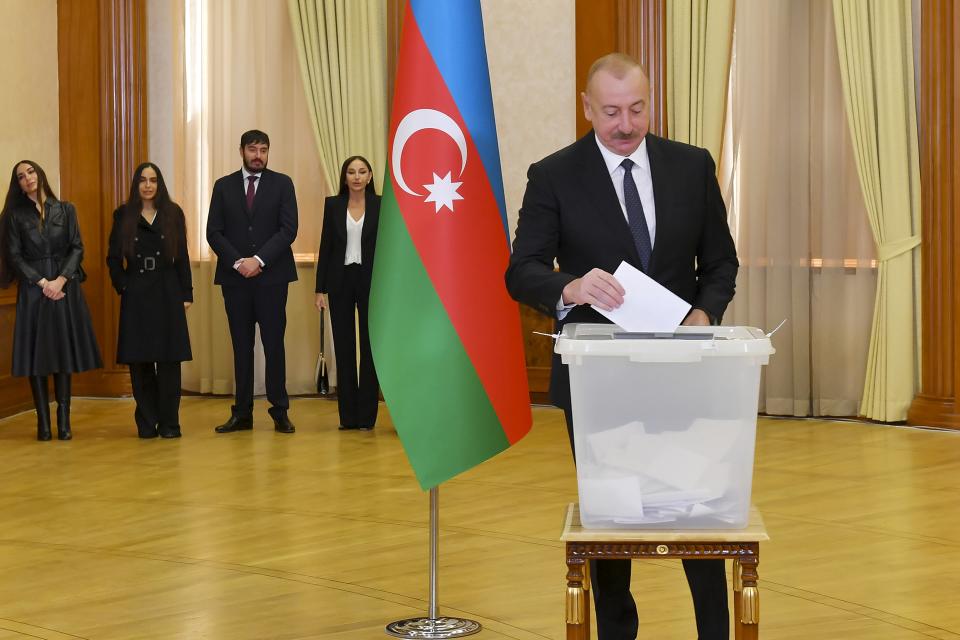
[410,0,509,240]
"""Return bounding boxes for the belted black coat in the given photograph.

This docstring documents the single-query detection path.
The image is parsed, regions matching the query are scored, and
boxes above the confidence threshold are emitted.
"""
[106,206,193,364]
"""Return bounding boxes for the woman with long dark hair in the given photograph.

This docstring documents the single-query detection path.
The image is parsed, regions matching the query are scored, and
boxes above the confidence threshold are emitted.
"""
[0,160,102,440]
[315,155,381,430]
[106,162,192,438]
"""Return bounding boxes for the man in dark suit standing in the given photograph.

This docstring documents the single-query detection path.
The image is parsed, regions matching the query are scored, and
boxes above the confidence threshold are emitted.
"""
[506,54,738,640]
[207,129,298,434]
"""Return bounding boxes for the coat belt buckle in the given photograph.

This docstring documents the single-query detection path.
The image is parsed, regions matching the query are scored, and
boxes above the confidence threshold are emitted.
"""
[143,256,156,271]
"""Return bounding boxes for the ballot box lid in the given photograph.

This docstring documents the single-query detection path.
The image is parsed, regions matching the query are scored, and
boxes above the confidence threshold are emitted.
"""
[555,324,775,363]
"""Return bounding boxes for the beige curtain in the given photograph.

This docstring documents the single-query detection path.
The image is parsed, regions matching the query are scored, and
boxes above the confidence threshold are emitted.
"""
[666,0,735,161]
[723,0,877,416]
[286,0,388,195]
[170,0,330,397]
[832,0,921,422]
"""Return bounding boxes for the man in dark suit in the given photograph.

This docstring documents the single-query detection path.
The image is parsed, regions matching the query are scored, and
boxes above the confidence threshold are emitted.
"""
[506,54,738,640]
[207,129,298,434]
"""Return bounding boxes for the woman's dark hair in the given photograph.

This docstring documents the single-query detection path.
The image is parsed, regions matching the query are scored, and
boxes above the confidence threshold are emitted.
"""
[119,162,186,263]
[337,155,376,196]
[0,160,59,288]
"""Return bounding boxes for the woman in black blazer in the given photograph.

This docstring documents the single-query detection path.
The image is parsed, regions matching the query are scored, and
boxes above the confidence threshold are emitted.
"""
[107,163,192,439]
[315,156,381,430]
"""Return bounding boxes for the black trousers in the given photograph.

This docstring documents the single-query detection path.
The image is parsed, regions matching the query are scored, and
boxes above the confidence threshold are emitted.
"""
[563,409,729,640]
[130,362,182,431]
[328,264,379,427]
[222,282,289,418]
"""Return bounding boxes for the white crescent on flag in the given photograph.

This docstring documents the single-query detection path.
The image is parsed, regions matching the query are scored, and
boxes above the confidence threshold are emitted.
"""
[392,108,468,199]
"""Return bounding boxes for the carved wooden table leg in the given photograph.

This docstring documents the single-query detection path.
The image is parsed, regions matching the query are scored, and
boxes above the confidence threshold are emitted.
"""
[732,558,743,640]
[565,550,590,640]
[738,552,760,640]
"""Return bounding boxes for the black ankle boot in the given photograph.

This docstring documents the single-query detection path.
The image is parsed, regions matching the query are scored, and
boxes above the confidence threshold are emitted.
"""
[28,376,51,441]
[53,373,72,440]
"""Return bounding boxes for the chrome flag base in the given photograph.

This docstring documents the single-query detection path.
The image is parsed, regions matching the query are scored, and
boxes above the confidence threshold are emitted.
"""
[385,616,481,638]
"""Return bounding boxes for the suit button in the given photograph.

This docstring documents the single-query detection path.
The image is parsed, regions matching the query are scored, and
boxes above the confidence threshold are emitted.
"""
[248,226,253,231]
[137,254,141,258]
[156,251,160,255]
[139,269,144,273]
[160,234,165,239]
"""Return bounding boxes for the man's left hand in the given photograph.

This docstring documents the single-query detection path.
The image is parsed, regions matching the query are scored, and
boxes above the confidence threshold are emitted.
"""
[237,257,262,278]
[682,308,711,326]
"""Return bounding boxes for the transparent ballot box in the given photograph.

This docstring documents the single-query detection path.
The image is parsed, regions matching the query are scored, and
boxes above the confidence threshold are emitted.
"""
[555,324,775,529]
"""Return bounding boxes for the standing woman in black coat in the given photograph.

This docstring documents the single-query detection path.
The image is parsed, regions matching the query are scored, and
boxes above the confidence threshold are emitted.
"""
[0,160,102,440]
[107,163,192,438]
[315,156,381,430]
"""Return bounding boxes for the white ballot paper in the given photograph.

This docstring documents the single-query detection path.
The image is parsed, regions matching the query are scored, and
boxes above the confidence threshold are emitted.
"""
[592,261,691,332]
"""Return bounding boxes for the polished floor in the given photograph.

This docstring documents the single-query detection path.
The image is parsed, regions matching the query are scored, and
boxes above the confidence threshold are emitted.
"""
[0,397,958,639]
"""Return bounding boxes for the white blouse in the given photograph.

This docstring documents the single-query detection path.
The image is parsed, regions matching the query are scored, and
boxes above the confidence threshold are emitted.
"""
[344,212,364,265]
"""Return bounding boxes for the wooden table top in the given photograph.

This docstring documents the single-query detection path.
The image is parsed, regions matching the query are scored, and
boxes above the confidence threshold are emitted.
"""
[560,503,770,543]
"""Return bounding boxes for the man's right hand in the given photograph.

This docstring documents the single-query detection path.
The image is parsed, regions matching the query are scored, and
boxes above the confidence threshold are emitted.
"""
[561,268,625,311]
[315,293,327,311]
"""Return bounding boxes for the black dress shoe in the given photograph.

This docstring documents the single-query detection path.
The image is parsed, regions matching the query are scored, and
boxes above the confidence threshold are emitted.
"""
[138,425,159,439]
[273,414,296,433]
[357,424,374,431]
[215,415,253,433]
[158,425,182,438]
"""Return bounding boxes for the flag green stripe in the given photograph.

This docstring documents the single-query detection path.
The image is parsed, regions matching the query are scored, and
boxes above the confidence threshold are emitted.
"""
[369,178,510,489]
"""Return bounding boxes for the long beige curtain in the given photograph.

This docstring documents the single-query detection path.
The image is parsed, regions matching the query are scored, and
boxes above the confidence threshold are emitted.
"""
[286,0,388,195]
[723,0,877,416]
[170,0,330,397]
[832,0,921,422]
[665,0,735,162]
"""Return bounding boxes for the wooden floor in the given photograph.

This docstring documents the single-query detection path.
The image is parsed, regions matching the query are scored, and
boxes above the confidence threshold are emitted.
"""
[0,397,958,639]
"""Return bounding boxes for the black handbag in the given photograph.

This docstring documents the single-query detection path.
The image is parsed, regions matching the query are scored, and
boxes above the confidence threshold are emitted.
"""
[316,308,330,395]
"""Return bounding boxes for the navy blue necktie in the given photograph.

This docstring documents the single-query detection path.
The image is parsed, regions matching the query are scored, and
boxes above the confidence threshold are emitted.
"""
[620,158,652,272]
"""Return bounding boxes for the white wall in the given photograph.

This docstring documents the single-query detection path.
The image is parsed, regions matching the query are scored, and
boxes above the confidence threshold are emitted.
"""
[481,0,576,239]
[0,0,60,192]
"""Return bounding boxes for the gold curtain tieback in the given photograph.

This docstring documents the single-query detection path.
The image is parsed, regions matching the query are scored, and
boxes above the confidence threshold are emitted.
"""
[876,235,920,262]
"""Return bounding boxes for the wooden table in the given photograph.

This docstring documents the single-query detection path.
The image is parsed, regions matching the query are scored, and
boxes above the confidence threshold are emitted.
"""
[560,503,769,640]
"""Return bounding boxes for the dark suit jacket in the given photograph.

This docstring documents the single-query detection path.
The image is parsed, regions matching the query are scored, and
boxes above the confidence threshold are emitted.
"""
[315,192,381,294]
[206,168,298,286]
[505,131,739,409]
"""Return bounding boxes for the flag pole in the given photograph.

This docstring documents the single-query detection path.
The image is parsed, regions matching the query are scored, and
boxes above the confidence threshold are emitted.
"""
[385,486,481,638]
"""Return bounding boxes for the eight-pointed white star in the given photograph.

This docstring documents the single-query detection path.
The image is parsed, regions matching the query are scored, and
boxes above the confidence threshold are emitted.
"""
[423,171,464,213]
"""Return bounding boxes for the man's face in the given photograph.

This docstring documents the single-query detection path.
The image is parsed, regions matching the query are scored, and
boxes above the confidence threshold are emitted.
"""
[581,67,650,156]
[241,142,269,172]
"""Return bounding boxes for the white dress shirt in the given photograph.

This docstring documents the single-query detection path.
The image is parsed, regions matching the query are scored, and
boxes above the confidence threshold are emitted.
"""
[344,213,364,265]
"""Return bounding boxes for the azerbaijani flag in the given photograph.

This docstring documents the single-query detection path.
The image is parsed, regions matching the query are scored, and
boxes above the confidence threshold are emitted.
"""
[369,0,532,490]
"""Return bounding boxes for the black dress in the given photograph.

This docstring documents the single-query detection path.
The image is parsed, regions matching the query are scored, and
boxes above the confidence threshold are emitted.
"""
[106,207,192,363]
[6,199,102,377]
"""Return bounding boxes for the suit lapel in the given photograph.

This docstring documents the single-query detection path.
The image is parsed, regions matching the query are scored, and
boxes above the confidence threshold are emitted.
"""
[575,133,641,265]
[644,134,671,274]
[361,192,378,241]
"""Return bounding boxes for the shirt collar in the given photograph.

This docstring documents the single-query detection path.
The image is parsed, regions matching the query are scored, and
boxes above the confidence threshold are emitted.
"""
[594,134,649,176]
[241,167,262,181]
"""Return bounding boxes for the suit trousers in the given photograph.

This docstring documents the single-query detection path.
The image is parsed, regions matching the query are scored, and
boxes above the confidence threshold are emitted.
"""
[222,281,289,418]
[328,264,379,427]
[563,409,729,640]
[130,362,182,431]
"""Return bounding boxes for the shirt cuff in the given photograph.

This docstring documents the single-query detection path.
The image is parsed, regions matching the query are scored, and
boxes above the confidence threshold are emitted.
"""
[254,255,264,267]
[556,295,576,321]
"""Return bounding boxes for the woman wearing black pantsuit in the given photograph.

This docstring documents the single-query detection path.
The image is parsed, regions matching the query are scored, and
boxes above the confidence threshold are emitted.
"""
[107,163,192,439]
[0,160,102,441]
[315,156,380,430]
